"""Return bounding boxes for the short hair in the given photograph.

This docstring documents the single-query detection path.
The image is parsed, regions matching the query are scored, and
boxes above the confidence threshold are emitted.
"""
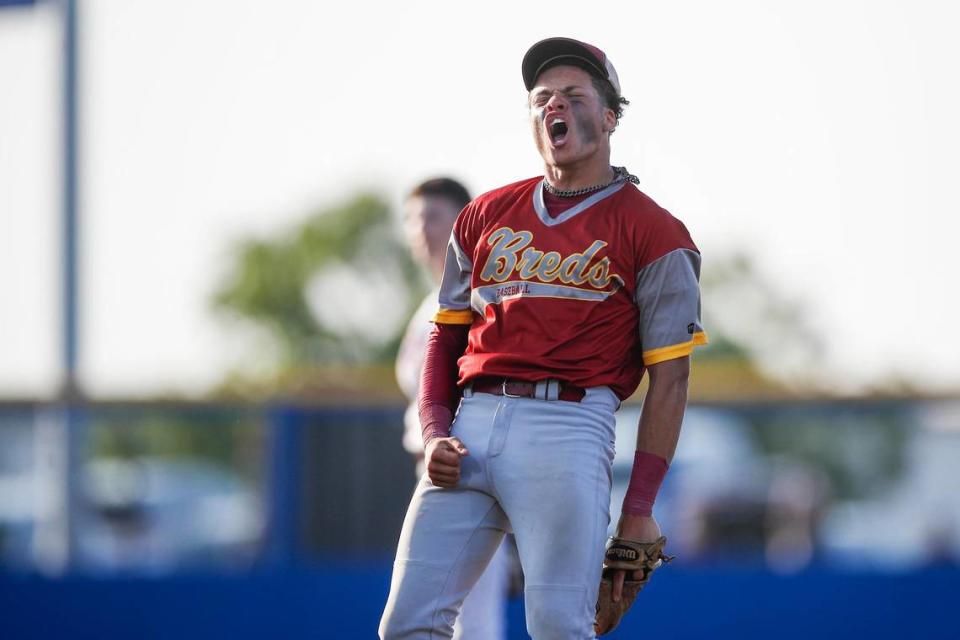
[590,76,630,130]
[407,177,472,211]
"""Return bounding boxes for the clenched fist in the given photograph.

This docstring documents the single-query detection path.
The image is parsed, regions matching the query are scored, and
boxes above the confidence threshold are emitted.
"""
[424,436,470,488]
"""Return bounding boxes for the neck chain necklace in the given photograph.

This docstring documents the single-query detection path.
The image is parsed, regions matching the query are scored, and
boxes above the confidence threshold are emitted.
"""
[543,166,639,197]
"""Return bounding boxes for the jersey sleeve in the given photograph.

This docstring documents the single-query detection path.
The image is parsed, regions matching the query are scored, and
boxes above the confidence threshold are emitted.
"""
[634,243,708,366]
[433,204,478,325]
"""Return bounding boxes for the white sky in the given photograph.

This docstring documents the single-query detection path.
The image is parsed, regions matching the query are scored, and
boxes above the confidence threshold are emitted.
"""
[1,0,958,398]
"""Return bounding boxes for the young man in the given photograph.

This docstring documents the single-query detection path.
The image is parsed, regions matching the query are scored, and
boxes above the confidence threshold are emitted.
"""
[395,177,514,640]
[380,37,707,638]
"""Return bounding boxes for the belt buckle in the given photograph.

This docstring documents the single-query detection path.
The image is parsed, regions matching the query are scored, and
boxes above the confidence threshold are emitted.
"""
[501,379,523,398]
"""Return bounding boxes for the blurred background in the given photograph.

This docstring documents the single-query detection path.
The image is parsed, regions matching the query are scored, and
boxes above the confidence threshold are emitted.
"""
[1,1,958,638]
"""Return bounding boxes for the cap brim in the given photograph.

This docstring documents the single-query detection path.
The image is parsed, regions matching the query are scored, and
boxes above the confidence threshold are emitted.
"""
[522,37,608,91]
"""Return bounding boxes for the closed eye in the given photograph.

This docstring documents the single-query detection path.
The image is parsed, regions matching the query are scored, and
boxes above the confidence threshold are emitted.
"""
[531,91,551,106]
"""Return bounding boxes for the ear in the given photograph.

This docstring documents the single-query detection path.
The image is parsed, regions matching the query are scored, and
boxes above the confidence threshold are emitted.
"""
[602,107,617,133]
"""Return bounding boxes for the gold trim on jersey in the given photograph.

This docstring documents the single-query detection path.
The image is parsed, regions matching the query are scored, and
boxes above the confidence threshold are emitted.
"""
[433,308,474,325]
[642,331,709,365]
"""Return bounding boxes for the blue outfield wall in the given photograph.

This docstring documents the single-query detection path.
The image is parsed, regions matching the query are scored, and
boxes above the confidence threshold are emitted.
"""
[1,563,958,639]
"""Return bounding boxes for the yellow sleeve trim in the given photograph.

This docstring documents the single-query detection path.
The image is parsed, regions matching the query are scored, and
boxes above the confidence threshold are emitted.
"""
[433,308,474,325]
[642,331,709,366]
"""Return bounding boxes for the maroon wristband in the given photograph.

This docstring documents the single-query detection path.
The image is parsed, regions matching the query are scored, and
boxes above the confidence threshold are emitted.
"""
[622,450,669,516]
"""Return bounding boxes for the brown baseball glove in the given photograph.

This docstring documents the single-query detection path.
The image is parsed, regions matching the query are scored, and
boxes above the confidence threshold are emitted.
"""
[594,536,673,636]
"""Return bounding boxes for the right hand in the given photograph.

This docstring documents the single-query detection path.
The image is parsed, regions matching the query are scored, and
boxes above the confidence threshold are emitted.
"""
[424,436,470,488]
[610,514,662,602]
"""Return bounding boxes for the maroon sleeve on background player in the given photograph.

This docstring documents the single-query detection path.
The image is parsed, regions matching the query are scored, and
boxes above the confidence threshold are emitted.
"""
[417,323,470,444]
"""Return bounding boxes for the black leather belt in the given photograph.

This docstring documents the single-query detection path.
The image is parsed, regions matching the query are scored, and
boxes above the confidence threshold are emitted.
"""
[469,377,585,403]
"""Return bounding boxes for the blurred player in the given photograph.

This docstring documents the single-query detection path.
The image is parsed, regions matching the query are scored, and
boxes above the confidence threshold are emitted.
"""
[395,177,514,640]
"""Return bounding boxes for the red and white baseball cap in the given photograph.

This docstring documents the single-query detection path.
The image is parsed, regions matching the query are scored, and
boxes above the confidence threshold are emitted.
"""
[522,37,621,95]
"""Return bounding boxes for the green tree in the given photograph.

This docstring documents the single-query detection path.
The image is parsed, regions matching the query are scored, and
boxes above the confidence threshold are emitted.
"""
[699,252,824,380]
[212,193,425,371]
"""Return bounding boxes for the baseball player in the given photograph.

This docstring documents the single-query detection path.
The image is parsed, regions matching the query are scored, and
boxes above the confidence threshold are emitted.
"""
[380,37,707,639]
[395,177,515,640]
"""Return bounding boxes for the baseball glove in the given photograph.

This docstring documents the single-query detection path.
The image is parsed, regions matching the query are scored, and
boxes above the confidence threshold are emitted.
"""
[594,536,673,636]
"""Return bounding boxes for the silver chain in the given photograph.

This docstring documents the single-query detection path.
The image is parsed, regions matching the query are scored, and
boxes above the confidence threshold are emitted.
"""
[543,166,639,197]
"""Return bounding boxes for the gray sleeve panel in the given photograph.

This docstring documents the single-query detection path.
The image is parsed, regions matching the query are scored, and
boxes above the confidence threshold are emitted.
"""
[437,233,473,309]
[634,248,704,351]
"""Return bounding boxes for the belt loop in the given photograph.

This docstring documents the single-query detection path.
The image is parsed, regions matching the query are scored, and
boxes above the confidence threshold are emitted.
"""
[463,382,474,398]
[533,380,547,401]
[547,379,560,401]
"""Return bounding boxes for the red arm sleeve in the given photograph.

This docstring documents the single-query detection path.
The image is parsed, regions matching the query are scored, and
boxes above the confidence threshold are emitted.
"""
[417,323,470,445]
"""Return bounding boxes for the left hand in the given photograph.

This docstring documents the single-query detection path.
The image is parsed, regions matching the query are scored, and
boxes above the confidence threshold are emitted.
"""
[610,514,662,602]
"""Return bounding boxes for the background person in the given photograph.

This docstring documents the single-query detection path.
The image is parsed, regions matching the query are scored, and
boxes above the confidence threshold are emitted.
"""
[395,177,516,640]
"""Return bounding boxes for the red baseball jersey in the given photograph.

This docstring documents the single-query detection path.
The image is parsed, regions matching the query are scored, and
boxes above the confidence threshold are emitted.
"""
[434,176,707,400]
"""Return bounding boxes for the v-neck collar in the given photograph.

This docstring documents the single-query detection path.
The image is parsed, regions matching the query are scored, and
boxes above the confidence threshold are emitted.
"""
[532,179,628,227]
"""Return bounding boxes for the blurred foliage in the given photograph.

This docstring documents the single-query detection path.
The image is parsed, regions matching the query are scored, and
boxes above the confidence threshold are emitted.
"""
[743,405,909,501]
[699,252,823,375]
[213,363,403,405]
[212,193,425,372]
[682,251,826,401]
[87,408,263,478]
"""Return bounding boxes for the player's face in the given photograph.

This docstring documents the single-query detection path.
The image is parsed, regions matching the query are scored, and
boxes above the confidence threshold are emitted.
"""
[528,65,616,169]
[404,194,459,280]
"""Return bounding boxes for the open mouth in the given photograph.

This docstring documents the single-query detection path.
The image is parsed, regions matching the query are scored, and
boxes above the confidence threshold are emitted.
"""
[548,118,569,145]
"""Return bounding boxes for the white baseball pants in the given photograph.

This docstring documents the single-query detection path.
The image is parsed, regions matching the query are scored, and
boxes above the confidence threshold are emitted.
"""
[379,385,619,639]
[451,537,511,639]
